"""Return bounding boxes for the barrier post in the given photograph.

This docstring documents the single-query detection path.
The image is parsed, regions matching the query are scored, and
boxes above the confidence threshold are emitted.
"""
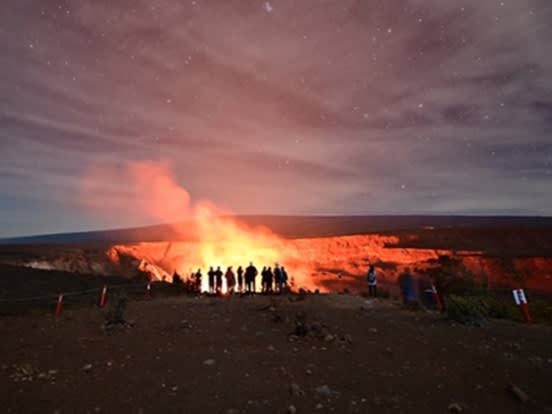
[146,283,152,298]
[98,285,108,307]
[431,285,443,310]
[55,293,64,316]
[512,288,531,323]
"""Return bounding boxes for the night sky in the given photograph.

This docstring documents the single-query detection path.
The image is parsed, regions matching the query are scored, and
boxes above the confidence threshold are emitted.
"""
[1,1,551,237]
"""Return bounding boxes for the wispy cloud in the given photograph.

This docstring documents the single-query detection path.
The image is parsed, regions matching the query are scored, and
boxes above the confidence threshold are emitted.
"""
[0,0,551,236]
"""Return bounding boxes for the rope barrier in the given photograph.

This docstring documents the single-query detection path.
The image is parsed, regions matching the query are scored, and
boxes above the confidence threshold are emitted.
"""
[0,282,144,304]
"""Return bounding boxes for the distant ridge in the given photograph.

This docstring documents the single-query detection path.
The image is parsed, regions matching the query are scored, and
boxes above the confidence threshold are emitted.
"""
[1,215,552,245]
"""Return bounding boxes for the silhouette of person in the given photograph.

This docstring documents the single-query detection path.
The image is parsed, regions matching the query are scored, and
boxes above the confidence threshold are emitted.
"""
[225,266,236,294]
[215,266,223,294]
[274,264,283,293]
[261,266,268,293]
[245,262,258,293]
[281,266,288,291]
[367,265,377,297]
[208,267,215,294]
[237,266,244,293]
[195,268,202,293]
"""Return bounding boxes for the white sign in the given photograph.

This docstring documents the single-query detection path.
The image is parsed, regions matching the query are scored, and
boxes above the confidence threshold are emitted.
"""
[512,289,528,305]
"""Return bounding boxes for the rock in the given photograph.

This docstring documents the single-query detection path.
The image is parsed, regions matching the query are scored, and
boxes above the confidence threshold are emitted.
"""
[47,369,58,376]
[314,385,333,399]
[290,383,305,397]
[288,405,297,414]
[368,328,378,334]
[267,345,276,352]
[316,403,324,409]
[203,359,216,366]
[306,369,313,375]
[448,402,464,413]
[82,364,93,372]
[171,386,179,392]
[324,334,335,342]
[507,384,529,403]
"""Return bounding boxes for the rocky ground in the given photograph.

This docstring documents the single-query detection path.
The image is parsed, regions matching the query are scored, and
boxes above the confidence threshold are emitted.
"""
[1,293,551,413]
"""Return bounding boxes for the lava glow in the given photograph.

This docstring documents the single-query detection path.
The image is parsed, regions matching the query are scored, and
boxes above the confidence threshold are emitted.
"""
[83,161,314,292]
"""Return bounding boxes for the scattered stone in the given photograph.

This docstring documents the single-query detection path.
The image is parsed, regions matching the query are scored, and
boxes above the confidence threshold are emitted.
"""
[324,334,335,342]
[203,359,216,366]
[290,383,305,397]
[448,402,463,413]
[288,405,297,414]
[507,384,529,403]
[314,385,334,399]
[171,386,179,392]
[82,364,93,372]
[316,403,324,409]
[529,356,544,367]
[368,328,378,334]
[267,345,276,352]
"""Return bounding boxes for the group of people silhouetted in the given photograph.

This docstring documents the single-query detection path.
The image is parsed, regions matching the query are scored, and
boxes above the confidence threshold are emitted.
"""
[190,262,289,295]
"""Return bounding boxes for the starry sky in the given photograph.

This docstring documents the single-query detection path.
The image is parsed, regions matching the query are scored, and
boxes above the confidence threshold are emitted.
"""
[1,0,551,237]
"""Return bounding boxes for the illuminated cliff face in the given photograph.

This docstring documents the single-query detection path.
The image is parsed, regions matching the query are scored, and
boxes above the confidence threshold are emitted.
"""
[105,234,552,293]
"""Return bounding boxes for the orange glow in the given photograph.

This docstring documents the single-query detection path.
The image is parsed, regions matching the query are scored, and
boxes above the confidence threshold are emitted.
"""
[85,161,317,292]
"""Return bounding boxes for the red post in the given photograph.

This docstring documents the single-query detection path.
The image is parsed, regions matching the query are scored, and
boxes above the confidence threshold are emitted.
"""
[520,302,532,323]
[512,289,531,323]
[98,285,108,307]
[55,293,64,316]
[431,285,443,310]
[146,283,151,298]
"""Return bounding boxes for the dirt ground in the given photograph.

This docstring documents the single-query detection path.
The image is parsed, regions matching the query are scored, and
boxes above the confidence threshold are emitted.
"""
[1,293,551,414]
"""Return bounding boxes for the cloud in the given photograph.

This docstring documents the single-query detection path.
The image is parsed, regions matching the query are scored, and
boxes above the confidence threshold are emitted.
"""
[0,0,551,236]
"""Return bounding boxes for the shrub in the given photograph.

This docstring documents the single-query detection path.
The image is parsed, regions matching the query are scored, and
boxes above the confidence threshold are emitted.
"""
[446,295,489,326]
[529,300,552,325]
[483,296,519,320]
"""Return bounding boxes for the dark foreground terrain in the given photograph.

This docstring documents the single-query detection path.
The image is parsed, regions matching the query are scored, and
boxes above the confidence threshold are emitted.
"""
[1,294,551,414]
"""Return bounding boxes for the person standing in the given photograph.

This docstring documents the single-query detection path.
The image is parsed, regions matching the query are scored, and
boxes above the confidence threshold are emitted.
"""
[267,267,274,294]
[208,267,215,294]
[237,266,244,293]
[398,267,417,304]
[215,266,223,294]
[367,265,377,297]
[195,268,202,293]
[225,266,236,294]
[245,262,258,293]
[274,264,282,293]
[261,266,268,293]
[281,266,289,291]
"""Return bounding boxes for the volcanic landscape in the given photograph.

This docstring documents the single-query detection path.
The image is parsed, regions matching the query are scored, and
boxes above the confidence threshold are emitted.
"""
[1,216,552,413]
[1,216,552,297]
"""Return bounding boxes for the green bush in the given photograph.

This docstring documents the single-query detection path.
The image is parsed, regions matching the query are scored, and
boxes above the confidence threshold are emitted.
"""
[529,300,552,325]
[482,296,519,320]
[446,295,489,326]
[445,293,552,325]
